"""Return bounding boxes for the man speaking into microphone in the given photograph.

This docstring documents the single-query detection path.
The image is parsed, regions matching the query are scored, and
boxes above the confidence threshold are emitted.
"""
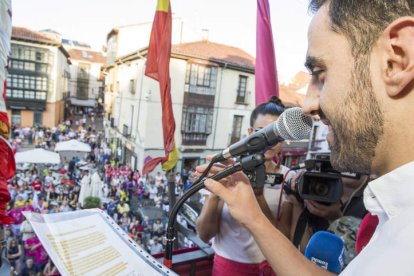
[197,0,414,275]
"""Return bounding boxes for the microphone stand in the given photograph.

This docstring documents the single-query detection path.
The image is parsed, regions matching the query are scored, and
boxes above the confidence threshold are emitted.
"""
[163,153,265,268]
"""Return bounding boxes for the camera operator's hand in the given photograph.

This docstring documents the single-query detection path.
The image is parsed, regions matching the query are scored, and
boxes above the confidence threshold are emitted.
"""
[304,200,342,221]
[285,171,304,206]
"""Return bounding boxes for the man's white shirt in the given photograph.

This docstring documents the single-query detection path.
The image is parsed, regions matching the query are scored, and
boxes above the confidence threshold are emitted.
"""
[341,161,414,275]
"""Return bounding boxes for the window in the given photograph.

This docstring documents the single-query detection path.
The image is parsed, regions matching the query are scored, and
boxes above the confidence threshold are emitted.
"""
[11,60,24,70]
[185,63,217,95]
[40,77,48,90]
[130,105,134,135]
[35,51,44,62]
[25,91,35,99]
[122,124,129,137]
[10,45,49,62]
[36,92,47,100]
[230,115,243,144]
[181,106,214,145]
[11,110,21,126]
[24,48,32,60]
[11,45,22,59]
[33,111,43,127]
[78,63,90,79]
[181,106,213,133]
[76,85,88,99]
[35,63,48,73]
[236,75,248,104]
[24,62,35,71]
[35,78,43,90]
[129,79,135,94]
[13,90,24,98]
[196,66,210,86]
[6,74,48,101]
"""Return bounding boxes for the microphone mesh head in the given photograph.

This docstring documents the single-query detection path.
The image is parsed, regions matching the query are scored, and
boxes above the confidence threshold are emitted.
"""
[275,107,313,140]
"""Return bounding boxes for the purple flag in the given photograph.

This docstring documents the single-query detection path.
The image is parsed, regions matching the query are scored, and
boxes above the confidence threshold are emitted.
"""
[255,0,279,106]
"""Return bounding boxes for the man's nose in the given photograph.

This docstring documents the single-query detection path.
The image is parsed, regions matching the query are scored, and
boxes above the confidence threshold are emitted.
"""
[303,84,321,116]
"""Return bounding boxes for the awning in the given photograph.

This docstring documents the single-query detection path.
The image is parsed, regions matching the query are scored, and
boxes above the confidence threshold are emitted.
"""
[55,139,91,152]
[9,105,26,110]
[15,148,60,164]
[69,98,97,107]
[8,101,46,111]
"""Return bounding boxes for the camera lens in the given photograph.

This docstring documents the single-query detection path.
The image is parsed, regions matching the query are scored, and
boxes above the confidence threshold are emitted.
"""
[310,182,330,197]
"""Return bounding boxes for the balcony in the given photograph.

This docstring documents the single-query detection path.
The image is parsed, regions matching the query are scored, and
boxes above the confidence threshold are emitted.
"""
[182,133,209,146]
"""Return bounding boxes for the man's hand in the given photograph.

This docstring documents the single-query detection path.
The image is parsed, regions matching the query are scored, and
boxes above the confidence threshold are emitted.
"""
[305,200,342,221]
[204,174,264,228]
[196,156,263,226]
[195,155,265,227]
[195,155,236,186]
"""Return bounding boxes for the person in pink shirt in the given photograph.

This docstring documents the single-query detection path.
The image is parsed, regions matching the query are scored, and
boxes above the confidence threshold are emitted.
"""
[33,239,48,273]
[24,235,40,259]
[21,200,34,212]
[25,234,48,272]
[7,203,23,235]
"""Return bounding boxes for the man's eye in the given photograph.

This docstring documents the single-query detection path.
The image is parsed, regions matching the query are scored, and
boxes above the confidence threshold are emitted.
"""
[311,70,323,77]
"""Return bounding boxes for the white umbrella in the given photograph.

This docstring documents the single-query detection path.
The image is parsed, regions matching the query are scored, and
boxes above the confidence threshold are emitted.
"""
[55,139,91,152]
[15,148,61,164]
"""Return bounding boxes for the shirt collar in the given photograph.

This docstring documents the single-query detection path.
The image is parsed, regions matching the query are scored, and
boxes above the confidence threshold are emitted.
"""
[364,161,414,219]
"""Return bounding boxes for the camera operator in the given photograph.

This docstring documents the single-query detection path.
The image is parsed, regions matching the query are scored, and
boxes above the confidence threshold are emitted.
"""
[278,171,369,253]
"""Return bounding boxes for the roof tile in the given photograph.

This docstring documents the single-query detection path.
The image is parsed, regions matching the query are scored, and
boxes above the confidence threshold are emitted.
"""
[172,41,255,69]
[12,26,59,45]
[279,85,305,107]
[67,49,106,64]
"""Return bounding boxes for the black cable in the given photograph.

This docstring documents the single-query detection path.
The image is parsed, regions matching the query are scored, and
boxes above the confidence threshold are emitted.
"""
[163,160,243,267]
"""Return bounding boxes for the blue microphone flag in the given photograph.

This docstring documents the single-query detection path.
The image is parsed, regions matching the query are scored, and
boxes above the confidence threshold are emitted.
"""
[304,231,346,274]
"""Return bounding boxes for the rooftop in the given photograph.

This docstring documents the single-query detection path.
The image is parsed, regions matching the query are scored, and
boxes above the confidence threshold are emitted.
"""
[172,40,255,70]
[67,49,106,64]
[279,85,305,107]
[12,26,60,46]
[286,71,310,90]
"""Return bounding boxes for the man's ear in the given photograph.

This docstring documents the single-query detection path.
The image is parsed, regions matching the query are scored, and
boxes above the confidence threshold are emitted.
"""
[382,17,414,97]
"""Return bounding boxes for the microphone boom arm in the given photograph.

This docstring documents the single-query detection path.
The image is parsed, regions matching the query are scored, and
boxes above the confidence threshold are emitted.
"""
[163,153,265,267]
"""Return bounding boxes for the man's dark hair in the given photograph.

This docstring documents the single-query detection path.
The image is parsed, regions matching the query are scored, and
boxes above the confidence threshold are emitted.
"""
[309,0,414,57]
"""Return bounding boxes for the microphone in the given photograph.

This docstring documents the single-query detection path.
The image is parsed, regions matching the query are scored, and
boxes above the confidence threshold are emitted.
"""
[214,107,312,162]
[304,231,346,274]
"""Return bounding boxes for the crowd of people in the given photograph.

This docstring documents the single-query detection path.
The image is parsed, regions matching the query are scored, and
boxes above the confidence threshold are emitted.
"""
[4,112,194,275]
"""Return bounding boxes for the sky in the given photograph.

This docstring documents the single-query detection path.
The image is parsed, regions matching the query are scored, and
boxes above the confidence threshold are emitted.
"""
[12,0,312,83]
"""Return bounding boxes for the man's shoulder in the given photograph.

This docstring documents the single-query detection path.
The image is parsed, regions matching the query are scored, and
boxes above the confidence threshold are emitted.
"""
[343,210,414,275]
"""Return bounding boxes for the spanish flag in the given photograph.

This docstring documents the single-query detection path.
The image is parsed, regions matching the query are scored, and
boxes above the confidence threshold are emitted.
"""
[142,0,178,174]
